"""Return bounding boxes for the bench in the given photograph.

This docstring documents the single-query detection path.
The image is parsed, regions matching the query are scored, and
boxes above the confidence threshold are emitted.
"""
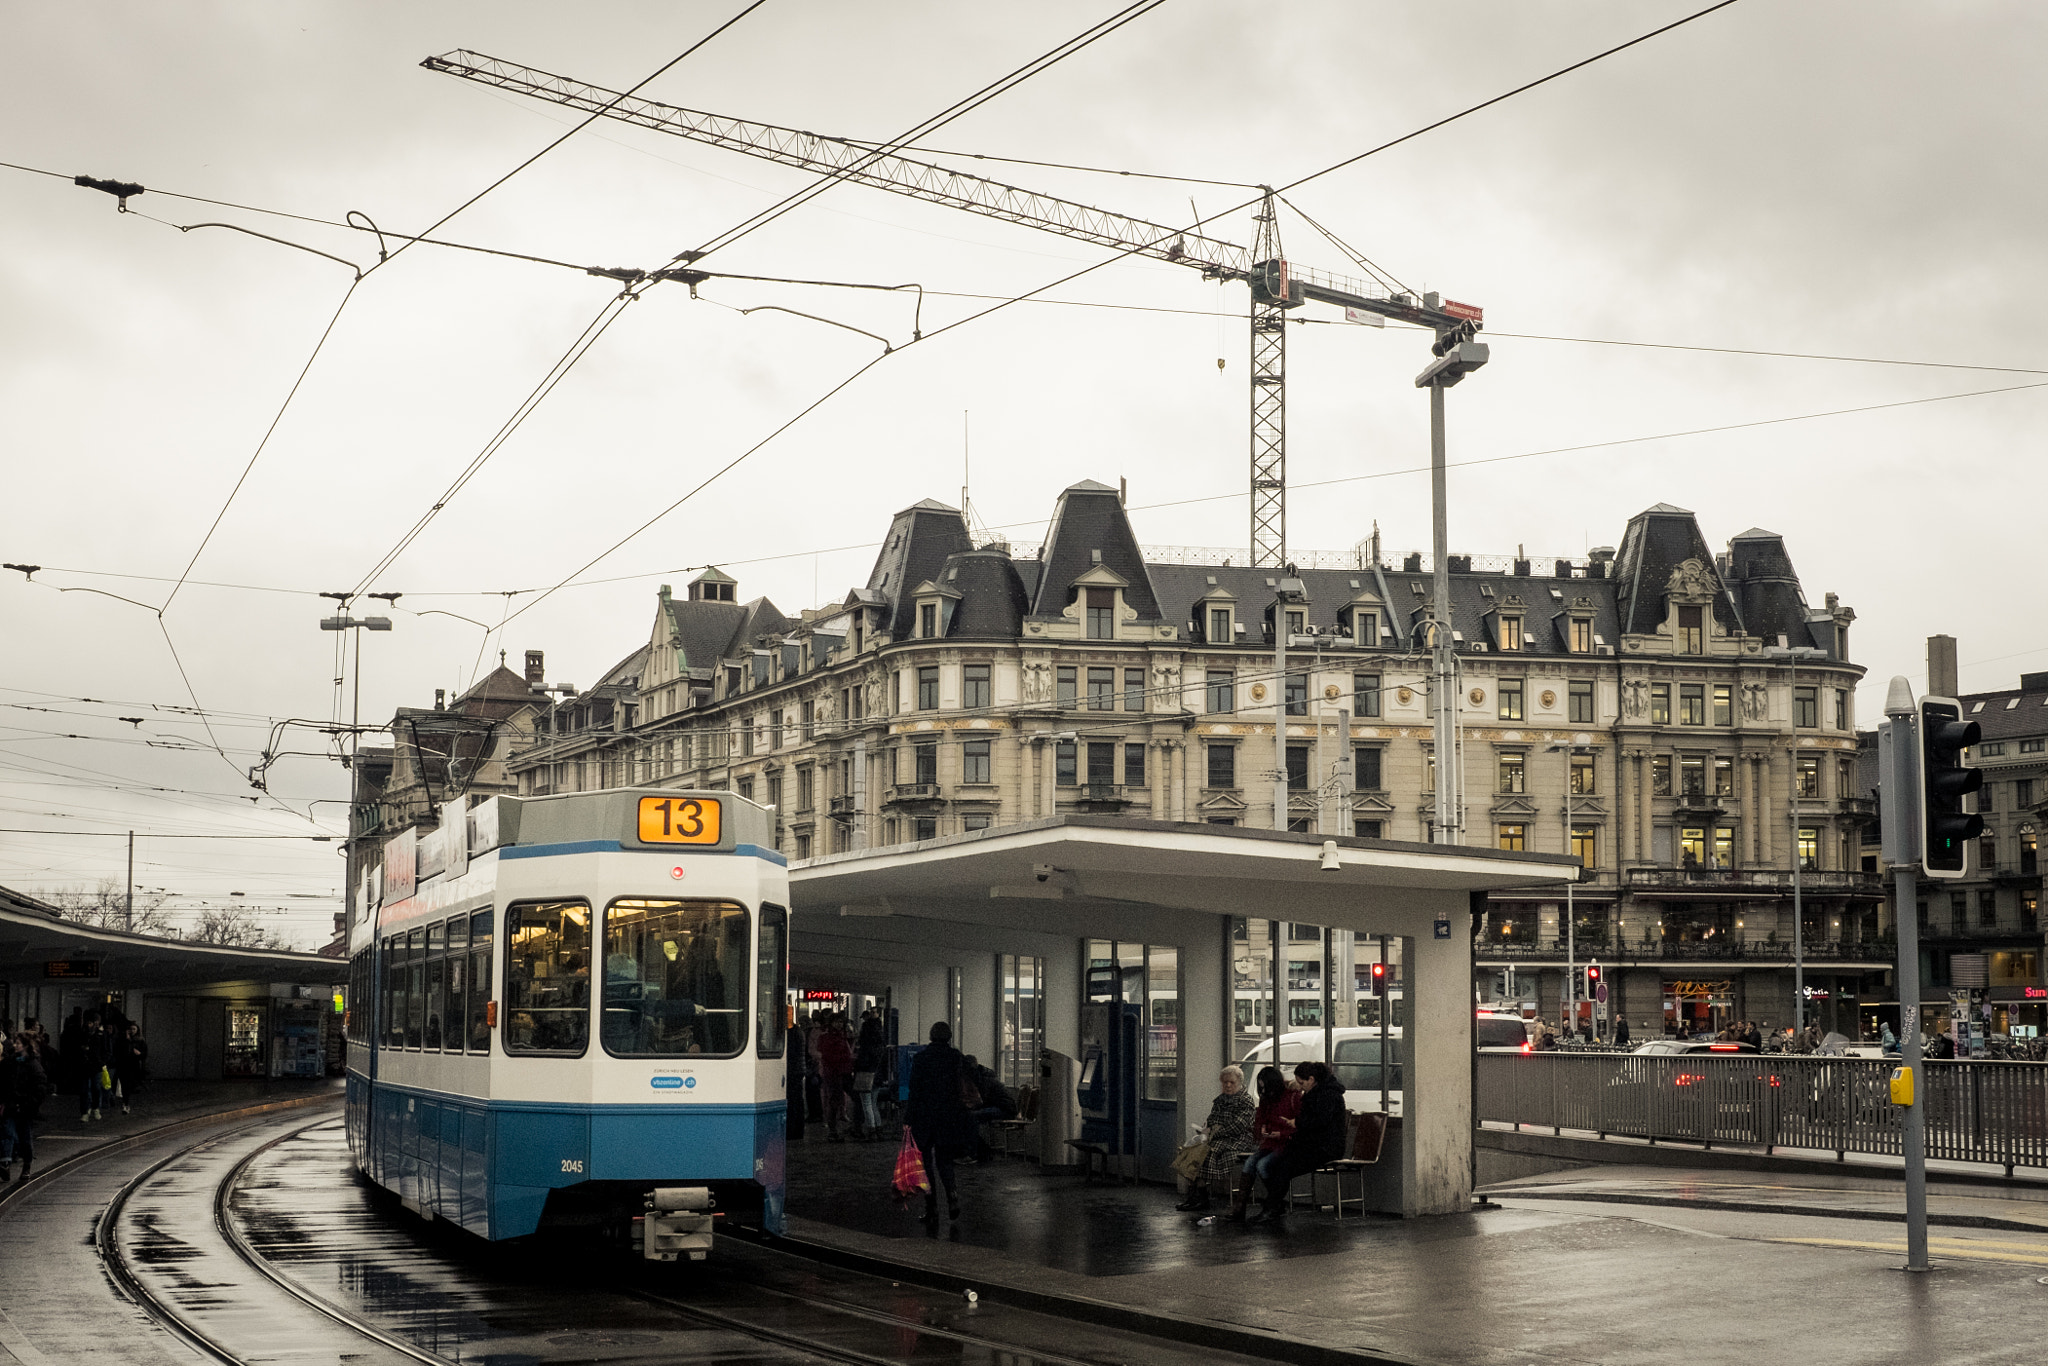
[989,1084,1038,1156]
[1287,1111,1388,1219]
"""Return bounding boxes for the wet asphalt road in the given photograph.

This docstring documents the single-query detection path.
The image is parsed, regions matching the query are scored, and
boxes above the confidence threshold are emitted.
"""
[6,1102,1279,1366]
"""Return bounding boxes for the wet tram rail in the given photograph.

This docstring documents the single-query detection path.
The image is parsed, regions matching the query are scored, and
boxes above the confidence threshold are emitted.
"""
[50,1103,1274,1366]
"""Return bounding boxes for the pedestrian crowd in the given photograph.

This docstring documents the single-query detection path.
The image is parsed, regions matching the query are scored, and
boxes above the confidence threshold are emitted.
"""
[1,1006,149,1184]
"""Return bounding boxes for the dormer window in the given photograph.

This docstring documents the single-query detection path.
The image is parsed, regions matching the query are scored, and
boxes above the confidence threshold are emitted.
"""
[1678,605,1704,654]
[1353,610,1378,646]
[1500,615,1524,651]
[1569,618,1593,653]
[1285,609,1305,637]
[1086,587,1115,639]
[920,603,938,638]
[1209,606,1232,643]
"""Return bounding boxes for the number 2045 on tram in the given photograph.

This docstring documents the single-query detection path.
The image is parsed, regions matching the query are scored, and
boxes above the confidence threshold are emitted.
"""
[343,788,790,1260]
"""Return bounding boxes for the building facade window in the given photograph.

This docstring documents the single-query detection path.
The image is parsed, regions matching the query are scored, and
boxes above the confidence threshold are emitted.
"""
[1056,739,1078,785]
[1571,825,1597,868]
[917,665,939,711]
[1354,673,1381,718]
[1209,606,1232,643]
[1286,743,1310,791]
[920,603,938,638]
[1086,587,1115,640]
[963,812,992,832]
[1794,686,1818,728]
[1981,834,1999,872]
[1206,670,1235,714]
[1680,683,1705,725]
[1207,743,1236,789]
[1497,823,1526,852]
[1680,755,1705,798]
[1980,889,1999,928]
[1651,683,1671,725]
[2022,739,2046,755]
[962,739,992,785]
[1652,755,1672,795]
[1713,685,1732,726]
[1568,679,1595,724]
[1057,666,1077,707]
[1125,668,1145,712]
[1500,616,1523,651]
[1714,755,1734,796]
[914,817,938,841]
[1087,742,1116,787]
[1835,689,1849,729]
[1354,745,1382,790]
[1356,819,1384,838]
[1125,743,1147,788]
[1797,826,1819,870]
[2022,827,2038,874]
[1087,667,1115,711]
[1498,752,1525,794]
[1570,618,1593,653]
[1714,827,1733,865]
[914,742,938,786]
[796,766,813,810]
[1796,755,1820,798]
[1285,672,1307,717]
[1680,826,1706,865]
[1571,751,1597,795]
[963,663,991,710]
[1498,678,1525,721]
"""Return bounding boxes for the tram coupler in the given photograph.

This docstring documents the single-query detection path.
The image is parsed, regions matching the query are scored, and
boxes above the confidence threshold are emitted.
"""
[643,1185,715,1262]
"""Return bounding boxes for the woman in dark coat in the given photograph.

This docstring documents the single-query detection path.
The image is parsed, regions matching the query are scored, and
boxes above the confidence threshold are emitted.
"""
[905,1021,976,1222]
[1180,1064,1255,1213]
[1258,1061,1349,1221]
[1,1032,49,1182]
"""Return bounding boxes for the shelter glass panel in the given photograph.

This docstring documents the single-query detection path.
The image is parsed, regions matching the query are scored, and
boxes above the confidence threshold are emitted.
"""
[1146,945,1178,1103]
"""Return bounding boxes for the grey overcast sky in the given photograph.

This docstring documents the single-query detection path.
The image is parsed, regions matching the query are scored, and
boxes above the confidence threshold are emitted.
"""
[4,2,2042,944]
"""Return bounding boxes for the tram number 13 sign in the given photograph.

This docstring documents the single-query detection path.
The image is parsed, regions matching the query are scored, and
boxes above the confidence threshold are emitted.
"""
[636,795,722,845]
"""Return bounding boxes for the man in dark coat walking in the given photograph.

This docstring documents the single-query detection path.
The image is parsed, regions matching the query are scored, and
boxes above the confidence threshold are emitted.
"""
[905,1021,975,1222]
[1,1032,50,1182]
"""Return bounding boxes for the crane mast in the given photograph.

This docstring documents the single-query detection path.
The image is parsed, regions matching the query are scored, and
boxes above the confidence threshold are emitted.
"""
[425,50,1479,568]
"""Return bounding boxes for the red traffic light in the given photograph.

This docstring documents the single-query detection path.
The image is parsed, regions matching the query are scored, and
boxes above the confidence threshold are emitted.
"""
[1586,965,1600,982]
[1370,962,1388,995]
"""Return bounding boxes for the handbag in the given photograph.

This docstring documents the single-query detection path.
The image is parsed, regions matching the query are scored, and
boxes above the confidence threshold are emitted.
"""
[1171,1140,1210,1183]
[853,1070,875,1093]
[99,1065,113,1090]
[958,1070,983,1111]
[891,1128,929,1197]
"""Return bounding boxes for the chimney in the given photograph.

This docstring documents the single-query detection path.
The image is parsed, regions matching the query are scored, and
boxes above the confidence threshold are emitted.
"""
[433,689,445,711]
[1927,635,1958,698]
[524,650,545,688]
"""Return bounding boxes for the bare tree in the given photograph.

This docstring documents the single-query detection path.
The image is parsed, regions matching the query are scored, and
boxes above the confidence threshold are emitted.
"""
[46,880,179,936]
[187,905,295,950]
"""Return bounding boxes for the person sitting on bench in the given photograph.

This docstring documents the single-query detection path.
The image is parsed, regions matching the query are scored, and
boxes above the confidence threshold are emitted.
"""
[1256,1061,1348,1222]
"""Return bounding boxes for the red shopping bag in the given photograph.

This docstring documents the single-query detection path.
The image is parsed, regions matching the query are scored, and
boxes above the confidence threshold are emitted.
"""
[892,1128,929,1197]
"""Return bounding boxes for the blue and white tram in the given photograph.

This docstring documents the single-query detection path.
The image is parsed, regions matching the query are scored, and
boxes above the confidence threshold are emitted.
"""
[343,788,790,1257]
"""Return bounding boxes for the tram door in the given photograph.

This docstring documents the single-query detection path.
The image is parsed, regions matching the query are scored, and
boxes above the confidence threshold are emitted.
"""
[1076,1001,1141,1164]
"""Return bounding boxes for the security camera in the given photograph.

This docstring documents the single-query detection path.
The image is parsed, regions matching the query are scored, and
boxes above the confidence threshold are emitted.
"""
[1034,863,1056,883]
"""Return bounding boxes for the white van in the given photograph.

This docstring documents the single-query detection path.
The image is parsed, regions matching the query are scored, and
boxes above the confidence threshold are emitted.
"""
[1241,1027,1405,1116]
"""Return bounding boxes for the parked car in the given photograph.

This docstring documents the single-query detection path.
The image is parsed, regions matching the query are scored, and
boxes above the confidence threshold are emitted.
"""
[1242,1027,1403,1115]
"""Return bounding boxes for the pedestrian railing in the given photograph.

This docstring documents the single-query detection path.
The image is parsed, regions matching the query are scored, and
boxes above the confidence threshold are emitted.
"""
[1476,1053,2048,1177]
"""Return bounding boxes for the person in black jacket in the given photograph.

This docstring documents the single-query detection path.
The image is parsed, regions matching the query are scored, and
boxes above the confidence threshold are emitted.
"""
[905,1021,976,1222]
[1,1032,50,1182]
[1257,1061,1348,1222]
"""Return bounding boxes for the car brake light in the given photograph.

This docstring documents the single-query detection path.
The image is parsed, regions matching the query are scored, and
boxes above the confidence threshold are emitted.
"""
[1521,1042,1531,1053]
[1709,1043,1740,1051]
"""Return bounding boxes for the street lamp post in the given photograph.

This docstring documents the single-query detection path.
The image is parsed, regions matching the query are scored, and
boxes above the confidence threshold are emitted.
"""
[1415,317,1487,848]
[1763,644,1826,1038]
[1549,742,1582,1038]
[322,596,395,934]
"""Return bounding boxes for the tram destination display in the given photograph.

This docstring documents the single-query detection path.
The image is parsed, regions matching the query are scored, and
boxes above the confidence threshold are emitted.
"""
[636,794,723,845]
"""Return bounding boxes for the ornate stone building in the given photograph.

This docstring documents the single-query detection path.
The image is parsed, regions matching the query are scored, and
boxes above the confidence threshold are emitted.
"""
[503,483,1875,1037]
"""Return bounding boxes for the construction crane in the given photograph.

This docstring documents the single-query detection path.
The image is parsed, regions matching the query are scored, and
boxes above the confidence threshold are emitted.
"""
[424,49,1482,569]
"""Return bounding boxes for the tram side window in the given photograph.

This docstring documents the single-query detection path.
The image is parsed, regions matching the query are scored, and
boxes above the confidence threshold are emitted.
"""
[601,898,749,1058]
[504,900,591,1055]
[405,927,425,1049]
[468,909,494,1054]
[425,919,447,1051]
[756,904,787,1058]
[383,936,404,1048]
[443,915,468,1055]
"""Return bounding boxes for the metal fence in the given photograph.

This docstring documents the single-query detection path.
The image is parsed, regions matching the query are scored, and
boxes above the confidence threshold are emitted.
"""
[1477,1053,2048,1176]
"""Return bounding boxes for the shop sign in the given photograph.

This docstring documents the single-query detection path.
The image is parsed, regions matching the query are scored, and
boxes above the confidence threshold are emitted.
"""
[1666,979,1733,999]
[800,989,837,1001]
[2029,987,2047,1000]
[44,960,100,980]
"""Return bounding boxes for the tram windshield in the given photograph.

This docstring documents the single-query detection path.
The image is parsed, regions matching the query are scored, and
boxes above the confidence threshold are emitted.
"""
[504,900,592,1054]
[602,898,749,1057]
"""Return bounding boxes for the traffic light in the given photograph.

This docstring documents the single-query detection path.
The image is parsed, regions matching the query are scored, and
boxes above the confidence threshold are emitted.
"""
[1586,964,1600,988]
[1370,961,1388,996]
[1919,695,1982,878]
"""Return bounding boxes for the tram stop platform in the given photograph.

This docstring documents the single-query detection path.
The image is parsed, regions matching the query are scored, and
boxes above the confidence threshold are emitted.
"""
[781,1123,2048,1366]
[0,1077,341,1180]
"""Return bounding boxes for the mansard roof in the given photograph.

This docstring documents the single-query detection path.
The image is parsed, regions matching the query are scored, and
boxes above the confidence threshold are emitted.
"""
[1611,503,1741,637]
[1030,480,1160,621]
[863,499,972,636]
[943,550,1031,639]
[660,587,789,674]
[1722,527,1820,651]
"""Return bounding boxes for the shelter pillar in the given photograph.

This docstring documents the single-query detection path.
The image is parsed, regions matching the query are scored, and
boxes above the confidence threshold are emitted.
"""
[1400,894,1475,1216]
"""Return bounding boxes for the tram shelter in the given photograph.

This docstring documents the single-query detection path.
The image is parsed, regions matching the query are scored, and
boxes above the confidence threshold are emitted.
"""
[0,885,349,1079]
[787,817,1575,1216]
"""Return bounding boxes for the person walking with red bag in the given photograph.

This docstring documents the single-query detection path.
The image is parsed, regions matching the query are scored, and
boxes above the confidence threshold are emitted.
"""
[905,1021,975,1222]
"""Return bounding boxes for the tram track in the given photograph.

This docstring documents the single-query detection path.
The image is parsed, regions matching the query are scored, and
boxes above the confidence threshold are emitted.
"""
[72,1109,1279,1366]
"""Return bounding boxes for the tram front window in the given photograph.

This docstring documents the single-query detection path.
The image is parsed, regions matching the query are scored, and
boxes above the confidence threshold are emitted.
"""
[504,900,592,1055]
[603,898,749,1057]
